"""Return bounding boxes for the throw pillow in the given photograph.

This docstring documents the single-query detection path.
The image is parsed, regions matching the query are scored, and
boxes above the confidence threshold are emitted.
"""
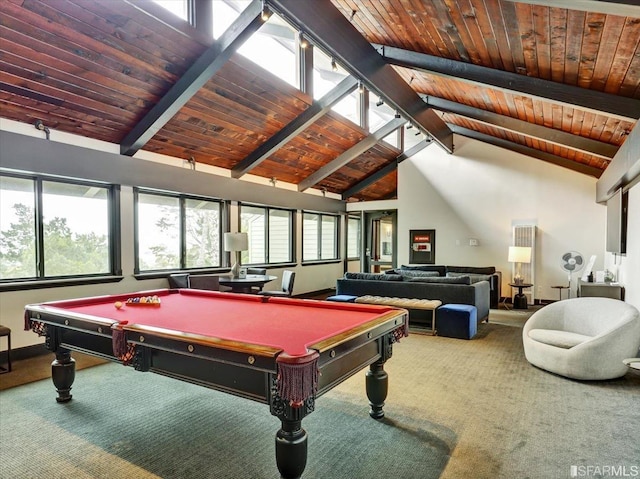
[399,265,446,276]
[344,272,403,281]
[399,270,441,279]
[408,276,472,285]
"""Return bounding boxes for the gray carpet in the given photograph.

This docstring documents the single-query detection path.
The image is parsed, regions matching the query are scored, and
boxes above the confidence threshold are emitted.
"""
[0,361,452,479]
[1,306,639,479]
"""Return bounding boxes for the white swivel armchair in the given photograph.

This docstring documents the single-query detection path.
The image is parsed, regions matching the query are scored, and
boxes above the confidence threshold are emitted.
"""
[522,297,640,380]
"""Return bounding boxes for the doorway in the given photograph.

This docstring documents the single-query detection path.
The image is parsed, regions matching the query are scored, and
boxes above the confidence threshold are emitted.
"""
[364,210,397,273]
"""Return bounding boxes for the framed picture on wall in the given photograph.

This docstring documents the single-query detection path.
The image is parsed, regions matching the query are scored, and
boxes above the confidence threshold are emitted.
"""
[409,229,436,264]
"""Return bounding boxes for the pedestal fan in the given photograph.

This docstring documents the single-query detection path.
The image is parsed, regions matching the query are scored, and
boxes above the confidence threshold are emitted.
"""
[561,251,584,298]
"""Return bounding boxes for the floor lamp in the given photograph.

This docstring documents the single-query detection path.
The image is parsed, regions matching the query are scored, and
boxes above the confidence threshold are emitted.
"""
[224,232,248,278]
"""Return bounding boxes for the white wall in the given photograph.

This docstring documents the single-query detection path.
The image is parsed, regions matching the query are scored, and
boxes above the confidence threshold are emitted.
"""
[395,136,606,301]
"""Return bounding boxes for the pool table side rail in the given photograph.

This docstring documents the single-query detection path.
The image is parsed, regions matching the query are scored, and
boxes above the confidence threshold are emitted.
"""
[309,308,408,354]
[122,323,283,359]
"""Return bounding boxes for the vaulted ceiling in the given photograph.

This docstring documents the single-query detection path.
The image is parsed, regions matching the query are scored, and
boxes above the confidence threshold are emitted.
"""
[1,0,638,202]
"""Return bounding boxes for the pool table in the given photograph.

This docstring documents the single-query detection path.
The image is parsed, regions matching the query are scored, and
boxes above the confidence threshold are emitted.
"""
[25,288,408,479]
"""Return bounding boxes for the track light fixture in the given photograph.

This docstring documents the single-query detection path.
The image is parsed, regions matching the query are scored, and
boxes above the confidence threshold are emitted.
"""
[358,80,365,93]
[375,98,384,107]
[349,10,356,21]
[406,124,413,130]
[298,31,309,49]
[331,58,338,72]
[34,119,50,140]
[260,0,272,21]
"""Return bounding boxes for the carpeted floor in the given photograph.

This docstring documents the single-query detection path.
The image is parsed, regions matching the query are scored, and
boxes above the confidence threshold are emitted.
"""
[1,306,639,478]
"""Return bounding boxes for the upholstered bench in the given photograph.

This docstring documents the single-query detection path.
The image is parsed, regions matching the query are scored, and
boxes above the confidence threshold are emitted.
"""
[437,304,477,339]
[354,295,442,334]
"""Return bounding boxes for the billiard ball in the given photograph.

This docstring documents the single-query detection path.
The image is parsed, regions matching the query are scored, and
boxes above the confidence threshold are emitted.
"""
[114,301,123,309]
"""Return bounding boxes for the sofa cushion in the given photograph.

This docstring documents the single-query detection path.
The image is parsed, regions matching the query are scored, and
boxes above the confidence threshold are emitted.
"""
[399,270,441,279]
[448,272,492,284]
[528,329,593,349]
[409,276,472,285]
[344,272,403,281]
[400,265,446,276]
[447,266,496,275]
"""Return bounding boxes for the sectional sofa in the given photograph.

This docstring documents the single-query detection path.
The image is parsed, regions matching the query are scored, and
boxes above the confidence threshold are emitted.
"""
[335,266,492,323]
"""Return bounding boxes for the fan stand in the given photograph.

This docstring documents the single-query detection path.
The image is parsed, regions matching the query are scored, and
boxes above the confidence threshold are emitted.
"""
[567,272,573,299]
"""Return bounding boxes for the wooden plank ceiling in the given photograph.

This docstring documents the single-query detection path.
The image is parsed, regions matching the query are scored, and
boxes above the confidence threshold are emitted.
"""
[1,0,638,202]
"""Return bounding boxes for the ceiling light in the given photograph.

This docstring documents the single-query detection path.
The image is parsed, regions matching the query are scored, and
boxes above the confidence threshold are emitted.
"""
[298,31,309,49]
[260,0,271,21]
[358,80,365,93]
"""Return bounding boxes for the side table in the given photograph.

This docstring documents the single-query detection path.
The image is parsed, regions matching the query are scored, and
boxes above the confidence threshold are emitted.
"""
[509,282,533,310]
[551,285,569,301]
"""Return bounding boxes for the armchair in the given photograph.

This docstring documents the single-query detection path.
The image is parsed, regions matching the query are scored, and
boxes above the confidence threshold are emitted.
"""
[522,297,640,380]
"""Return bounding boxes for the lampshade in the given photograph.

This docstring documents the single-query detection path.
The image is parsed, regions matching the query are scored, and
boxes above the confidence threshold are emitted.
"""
[224,232,248,252]
[508,246,531,264]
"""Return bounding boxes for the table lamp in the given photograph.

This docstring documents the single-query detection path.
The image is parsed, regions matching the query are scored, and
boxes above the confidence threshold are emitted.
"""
[508,246,531,285]
[224,232,248,278]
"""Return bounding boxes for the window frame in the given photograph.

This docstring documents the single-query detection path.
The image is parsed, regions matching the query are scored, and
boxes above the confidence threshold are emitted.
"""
[301,210,340,264]
[0,172,122,290]
[346,213,362,260]
[134,188,225,274]
[238,203,296,267]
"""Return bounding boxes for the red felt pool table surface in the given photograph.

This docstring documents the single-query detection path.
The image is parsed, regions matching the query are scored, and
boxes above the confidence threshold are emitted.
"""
[33,289,403,358]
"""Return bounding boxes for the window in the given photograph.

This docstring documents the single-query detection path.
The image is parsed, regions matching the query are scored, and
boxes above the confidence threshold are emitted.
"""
[347,215,361,259]
[240,205,294,265]
[1,174,118,281]
[370,98,401,148]
[312,48,358,123]
[302,212,339,262]
[151,0,188,20]
[135,190,221,272]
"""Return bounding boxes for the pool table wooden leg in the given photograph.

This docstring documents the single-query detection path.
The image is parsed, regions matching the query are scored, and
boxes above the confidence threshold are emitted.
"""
[51,348,76,403]
[366,359,388,419]
[275,419,307,479]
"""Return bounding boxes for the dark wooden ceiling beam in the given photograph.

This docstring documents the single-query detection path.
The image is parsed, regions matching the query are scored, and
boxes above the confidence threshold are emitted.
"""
[120,0,264,156]
[267,0,454,154]
[505,0,640,17]
[422,95,618,160]
[341,140,430,200]
[448,124,604,178]
[375,44,640,122]
[596,122,640,203]
[231,76,359,178]
[298,116,405,191]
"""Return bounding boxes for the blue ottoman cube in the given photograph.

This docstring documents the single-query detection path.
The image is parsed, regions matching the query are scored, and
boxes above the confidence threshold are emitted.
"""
[437,304,477,339]
[326,294,358,303]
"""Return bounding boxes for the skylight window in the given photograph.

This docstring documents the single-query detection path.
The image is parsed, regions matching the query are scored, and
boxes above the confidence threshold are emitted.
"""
[237,13,297,87]
[151,0,188,20]
[312,48,358,124]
